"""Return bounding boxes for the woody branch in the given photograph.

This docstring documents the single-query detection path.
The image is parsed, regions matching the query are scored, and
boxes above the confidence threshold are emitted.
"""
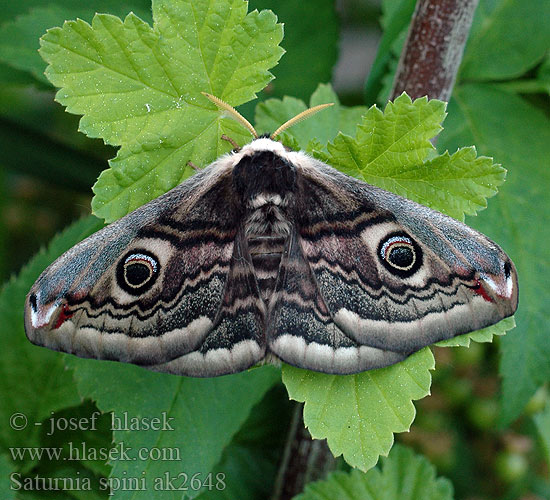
[390,0,478,101]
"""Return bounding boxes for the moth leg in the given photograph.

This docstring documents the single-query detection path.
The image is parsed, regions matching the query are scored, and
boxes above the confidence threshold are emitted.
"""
[221,134,241,152]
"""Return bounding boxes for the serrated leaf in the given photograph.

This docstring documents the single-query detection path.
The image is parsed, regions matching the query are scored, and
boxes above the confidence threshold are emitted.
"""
[40,0,284,222]
[438,84,550,425]
[326,93,504,221]
[66,355,280,500]
[0,216,102,466]
[294,444,453,500]
[255,83,366,151]
[436,317,515,348]
[327,94,445,177]
[282,349,435,471]
[461,0,550,81]
[280,92,514,470]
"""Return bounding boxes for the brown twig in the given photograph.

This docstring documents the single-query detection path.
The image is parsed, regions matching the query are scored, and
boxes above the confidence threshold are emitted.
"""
[271,403,337,500]
[390,0,479,101]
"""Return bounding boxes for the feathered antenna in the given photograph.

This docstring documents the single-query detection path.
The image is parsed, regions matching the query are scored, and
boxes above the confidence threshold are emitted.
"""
[271,103,334,139]
[202,92,258,138]
[202,92,334,142]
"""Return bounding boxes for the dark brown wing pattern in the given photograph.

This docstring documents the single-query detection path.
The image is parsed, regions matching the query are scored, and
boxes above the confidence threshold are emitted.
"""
[267,227,407,374]
[25,162,266,377]
[268,159,517,374]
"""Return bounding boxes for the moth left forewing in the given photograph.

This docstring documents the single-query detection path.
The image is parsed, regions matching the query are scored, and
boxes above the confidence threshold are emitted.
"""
[293,157,518,355]
[25,159,266,376]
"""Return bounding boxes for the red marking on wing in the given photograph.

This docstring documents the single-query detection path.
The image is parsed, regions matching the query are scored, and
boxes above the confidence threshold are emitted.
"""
[473,279,494,303]
[53,303,74,329]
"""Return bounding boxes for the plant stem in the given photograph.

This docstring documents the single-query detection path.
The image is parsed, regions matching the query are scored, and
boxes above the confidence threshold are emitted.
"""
[271,403,337,500]
[390,0,479,101]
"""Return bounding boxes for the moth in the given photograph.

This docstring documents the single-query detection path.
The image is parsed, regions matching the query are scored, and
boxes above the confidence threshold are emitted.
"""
[25,94,518,377]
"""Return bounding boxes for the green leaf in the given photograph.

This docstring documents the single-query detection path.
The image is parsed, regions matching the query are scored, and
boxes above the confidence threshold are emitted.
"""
[0,6,85,84]
[538,55,550,91]
[0,62,38,86]
[0,216,102,465]
[364,0,416,104]
[39,401,113,480]
[66,356,280,500]
[293,444,453,500]
[534,404,550,467]
[0,117,105,193]
[280,93,513,470]
[0,454,16,500]
[0,2,153,84]
[436,317,514,348]
[461,0,550,81]
[40,0,284,222]
[283,349,435,471]
[196,385,292,500]
[255,83,366,151]
[438,84,550,424]
[325,93,504,220]
[327,94,445,178]
[0,0,153,26]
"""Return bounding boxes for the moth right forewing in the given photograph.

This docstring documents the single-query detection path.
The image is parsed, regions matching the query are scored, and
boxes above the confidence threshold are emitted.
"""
[295,159,517,354]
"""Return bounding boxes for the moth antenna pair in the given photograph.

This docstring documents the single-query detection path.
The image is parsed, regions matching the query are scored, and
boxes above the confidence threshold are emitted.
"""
[202,92,333,141]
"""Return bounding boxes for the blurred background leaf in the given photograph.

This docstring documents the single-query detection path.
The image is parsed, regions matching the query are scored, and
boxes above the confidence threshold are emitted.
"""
[0,216,102,476]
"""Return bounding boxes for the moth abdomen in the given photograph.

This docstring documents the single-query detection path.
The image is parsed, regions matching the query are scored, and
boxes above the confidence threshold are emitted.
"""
[248,235,287,302]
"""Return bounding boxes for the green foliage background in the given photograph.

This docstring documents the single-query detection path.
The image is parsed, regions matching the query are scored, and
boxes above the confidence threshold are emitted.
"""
[0,0,549,499]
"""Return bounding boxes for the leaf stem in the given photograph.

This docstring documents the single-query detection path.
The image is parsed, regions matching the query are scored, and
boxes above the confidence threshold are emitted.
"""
[390,0,479,101]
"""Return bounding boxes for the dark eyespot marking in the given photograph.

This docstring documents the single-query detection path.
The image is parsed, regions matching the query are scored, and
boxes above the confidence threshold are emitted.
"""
[503,260,512,280]
[116,250,159,295]
[29,293,38,312]
[378,233,423,277]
